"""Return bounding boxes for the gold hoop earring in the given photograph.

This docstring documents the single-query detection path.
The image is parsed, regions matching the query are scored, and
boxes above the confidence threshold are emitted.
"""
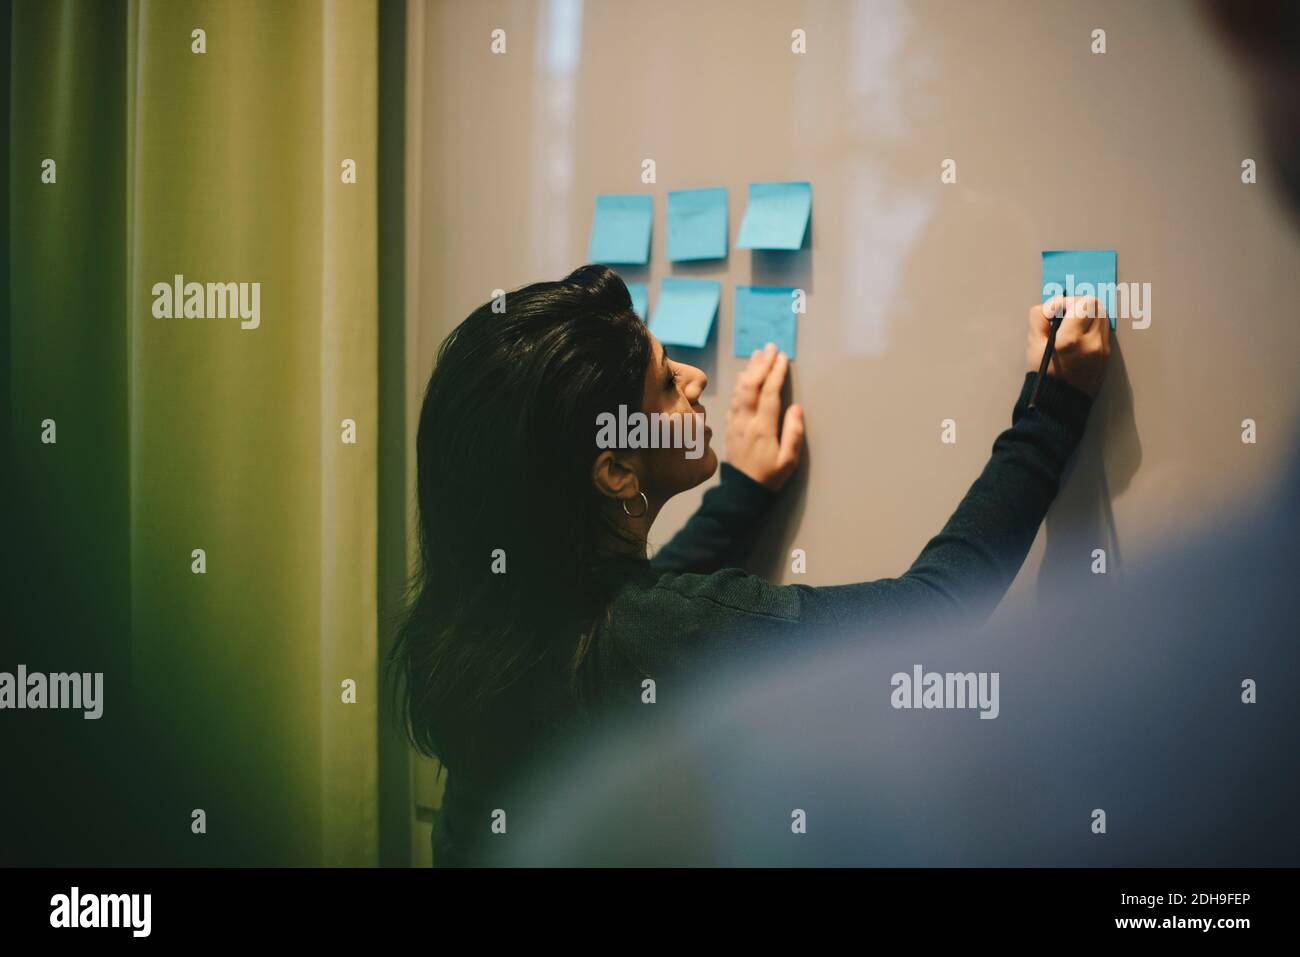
[621,491,649,518]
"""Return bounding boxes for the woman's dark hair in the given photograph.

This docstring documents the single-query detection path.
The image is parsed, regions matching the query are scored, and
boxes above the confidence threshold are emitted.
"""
[387,264,651,779]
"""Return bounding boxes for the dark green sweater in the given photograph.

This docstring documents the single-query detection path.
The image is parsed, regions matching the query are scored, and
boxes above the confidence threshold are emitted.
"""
[433,372,1093,865]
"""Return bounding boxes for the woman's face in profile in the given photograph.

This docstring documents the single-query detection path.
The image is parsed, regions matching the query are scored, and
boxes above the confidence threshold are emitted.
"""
[634,332,717,498]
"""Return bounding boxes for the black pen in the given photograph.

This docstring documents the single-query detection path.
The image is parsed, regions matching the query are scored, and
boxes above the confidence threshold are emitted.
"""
[1027,302,1064,410]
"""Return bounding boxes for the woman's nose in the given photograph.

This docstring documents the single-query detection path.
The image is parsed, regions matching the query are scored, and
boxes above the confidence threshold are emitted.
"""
[685,364,707,397]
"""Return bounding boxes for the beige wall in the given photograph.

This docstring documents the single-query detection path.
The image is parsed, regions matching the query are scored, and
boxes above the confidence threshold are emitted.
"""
[406,0,1299,747]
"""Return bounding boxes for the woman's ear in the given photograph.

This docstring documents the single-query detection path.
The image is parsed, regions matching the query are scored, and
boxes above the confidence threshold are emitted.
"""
[591,449,641,502]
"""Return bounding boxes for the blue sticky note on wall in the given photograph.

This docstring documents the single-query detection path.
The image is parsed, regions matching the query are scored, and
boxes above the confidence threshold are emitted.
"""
[1042,250,1118,329]
[589,194,653,264]
[734,285,798,358]
[736,181,812,250]
[667,187,728,261]
[626,281,648,321]
[649,278,720,348]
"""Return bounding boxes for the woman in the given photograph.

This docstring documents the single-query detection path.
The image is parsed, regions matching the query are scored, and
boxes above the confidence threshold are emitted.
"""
[390,263,1109,867]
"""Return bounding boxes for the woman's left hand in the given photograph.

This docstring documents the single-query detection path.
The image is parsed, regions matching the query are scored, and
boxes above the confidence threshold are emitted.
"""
[725,342,804,491]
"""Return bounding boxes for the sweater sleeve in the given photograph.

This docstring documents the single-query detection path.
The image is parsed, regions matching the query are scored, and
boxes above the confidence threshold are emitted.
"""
[790,371,1093,628]
[621,372,1093,676]
[649,461,780,575]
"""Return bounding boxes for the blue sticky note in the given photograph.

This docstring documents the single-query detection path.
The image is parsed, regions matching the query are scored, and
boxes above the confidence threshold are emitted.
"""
[1042,250,1118,329]
[736,181,812,250]
[649,278,720,348]
[589,194,653,265]
[734,285,798,358]
[667,187,728,261]
[626,281,648,321]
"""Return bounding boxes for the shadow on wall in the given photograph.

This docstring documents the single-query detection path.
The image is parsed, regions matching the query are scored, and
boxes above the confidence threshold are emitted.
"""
[750,215,815,294]
[1037,336,1142,597]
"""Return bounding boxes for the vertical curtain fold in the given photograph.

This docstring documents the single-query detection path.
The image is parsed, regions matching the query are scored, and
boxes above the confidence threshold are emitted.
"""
[7,0,383,866]
[319,0,380,867]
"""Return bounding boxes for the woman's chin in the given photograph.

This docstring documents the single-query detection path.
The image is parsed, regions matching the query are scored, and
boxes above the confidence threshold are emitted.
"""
[699,447,720,482]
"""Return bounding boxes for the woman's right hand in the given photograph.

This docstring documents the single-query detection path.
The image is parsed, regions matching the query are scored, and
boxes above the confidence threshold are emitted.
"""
[725,342,805,491]
[1026,295,1112,397]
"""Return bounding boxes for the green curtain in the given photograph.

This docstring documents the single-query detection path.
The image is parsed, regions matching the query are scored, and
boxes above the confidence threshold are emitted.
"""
[4,0,402,866]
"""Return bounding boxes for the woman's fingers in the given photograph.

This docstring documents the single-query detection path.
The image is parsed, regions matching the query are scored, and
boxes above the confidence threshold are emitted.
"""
[1040,296,1066,327]
[1024,295,1112,397]
[724,342,802,492]
[777,403,805,472]
[758,350,787,425]
[1031,295,1106,355]
[1057,296,1105,350]
[734,343,778,410]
